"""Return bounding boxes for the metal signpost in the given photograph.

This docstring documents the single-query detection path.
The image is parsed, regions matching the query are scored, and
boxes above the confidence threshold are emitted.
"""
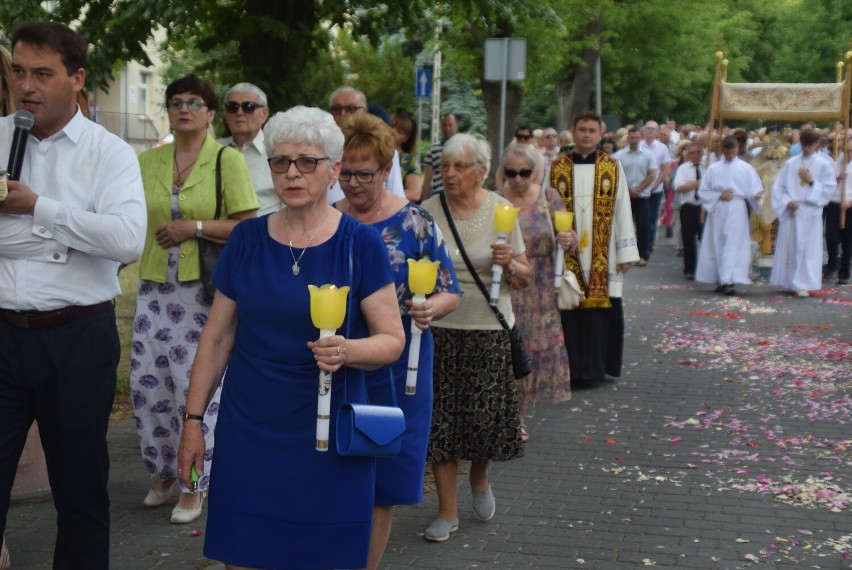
[484,38,526,164]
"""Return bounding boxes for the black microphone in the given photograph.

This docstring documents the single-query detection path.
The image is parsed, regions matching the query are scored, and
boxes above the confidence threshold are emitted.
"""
[7,110,35,181]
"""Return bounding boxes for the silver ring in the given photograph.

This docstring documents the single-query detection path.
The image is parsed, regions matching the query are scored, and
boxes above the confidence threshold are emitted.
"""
[336,345,341,356]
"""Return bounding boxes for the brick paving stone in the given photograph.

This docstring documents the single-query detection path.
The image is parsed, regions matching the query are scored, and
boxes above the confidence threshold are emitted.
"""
[5,236,851,568]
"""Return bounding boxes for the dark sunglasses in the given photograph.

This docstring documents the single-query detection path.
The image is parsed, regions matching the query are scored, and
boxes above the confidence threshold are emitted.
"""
[224,101,265,114]
[515,134,532,141]
[504,168,533,179]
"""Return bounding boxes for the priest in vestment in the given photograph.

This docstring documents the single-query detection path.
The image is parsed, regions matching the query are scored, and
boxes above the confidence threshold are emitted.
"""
[770,129,836,296]
[695,136,764,295]
[551,111,639,383]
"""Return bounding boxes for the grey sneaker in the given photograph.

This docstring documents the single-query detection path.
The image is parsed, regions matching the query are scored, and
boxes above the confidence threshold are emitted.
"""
[472,485,495,521]
[424,517,459,542]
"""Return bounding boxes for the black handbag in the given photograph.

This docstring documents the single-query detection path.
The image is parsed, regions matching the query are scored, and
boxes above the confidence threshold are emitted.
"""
[335,227,406,457]
[439,193,533,379]
[198,147,226,303]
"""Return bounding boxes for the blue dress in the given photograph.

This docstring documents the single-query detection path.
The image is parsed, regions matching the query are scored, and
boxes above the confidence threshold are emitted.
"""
[203,215,393,570]
[367,203,461,506]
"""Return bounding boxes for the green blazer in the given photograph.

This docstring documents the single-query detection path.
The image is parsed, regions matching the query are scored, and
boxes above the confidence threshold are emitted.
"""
[137,135,259,283]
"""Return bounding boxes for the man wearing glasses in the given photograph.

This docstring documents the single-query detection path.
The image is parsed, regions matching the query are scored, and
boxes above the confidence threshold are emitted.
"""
[218,83,278,215]
[326,86,405,203]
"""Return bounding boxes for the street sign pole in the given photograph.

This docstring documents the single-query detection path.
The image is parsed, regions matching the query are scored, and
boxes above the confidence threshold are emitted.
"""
[484,38,526,168]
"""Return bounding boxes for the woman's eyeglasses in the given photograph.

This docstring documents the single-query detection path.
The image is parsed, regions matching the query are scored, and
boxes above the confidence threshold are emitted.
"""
[267,156,330,174]
[167,99,207,111]
[504,168,533,179]
[224,101,265,114]
[338,170,378,183]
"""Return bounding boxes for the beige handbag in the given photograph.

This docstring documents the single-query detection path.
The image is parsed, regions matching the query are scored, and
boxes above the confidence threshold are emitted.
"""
[557,270,585,310]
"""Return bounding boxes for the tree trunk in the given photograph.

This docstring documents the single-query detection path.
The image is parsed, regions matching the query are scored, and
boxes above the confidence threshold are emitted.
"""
[555,13,603,131]
[241,0,318,110]
[481,79,523,188]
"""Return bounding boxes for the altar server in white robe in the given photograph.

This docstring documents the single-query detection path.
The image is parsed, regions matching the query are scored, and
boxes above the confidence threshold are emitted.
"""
[770,129,837,296]
[695,136,764,296]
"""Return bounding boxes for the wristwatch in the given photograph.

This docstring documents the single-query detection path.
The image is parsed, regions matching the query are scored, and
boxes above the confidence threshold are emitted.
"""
[183,412,204,423]
[195,220,203,238]
[508,261,518,277]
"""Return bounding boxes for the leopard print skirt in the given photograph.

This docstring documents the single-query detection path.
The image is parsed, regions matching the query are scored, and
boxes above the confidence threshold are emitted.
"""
[427,327,524,462]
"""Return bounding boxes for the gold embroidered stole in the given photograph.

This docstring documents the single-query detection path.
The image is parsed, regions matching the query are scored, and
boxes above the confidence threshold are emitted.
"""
[550,150,618,309]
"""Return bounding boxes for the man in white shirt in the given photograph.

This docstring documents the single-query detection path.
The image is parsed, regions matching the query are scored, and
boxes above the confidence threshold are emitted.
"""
[770,129,837,296]
[0,22,146,569]
[218,82,278,215]
[639,121,673,262]
[613,127,656,265]
[673,142,706,279]
[695,136,763,295]
[825,150,851,284]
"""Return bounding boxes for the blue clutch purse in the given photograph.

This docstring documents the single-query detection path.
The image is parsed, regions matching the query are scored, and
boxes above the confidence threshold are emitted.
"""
[337,402,405,457]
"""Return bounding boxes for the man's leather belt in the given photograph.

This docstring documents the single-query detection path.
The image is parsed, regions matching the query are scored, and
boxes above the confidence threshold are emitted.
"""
[0,301,113,330]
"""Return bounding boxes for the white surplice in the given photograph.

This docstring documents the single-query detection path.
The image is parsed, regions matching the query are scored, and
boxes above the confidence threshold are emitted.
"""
[695,157,763,285]
[770,153,836,291]
[573,163,640,298]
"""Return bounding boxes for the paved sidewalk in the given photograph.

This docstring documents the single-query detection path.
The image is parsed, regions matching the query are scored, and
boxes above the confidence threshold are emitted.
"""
[6,237,851,569]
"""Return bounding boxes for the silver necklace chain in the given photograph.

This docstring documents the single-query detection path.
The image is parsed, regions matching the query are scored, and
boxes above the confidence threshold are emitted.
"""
[283,209,328,276]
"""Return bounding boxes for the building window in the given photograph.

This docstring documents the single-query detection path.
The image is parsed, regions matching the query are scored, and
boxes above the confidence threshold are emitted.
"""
[139,72,150,116]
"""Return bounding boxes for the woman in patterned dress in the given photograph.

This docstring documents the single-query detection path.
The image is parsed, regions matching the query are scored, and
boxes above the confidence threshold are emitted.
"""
[130,74,258,524]
[420,134,531,542]
[498,144,575,442]
[336,113,462,568]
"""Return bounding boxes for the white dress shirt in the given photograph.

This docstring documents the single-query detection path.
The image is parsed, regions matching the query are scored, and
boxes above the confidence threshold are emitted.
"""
[0,108,147,310]
[218,130,280,215]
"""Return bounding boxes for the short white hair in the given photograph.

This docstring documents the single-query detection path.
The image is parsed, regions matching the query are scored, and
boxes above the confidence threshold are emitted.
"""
[443,133,491,178]
[501,143,540,172]
[328,86,366,108]
[225,82,267,107]
[263,106,344,161]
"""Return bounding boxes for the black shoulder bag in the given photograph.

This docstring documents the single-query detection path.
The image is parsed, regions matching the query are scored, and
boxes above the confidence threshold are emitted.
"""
[198,146,226,303]
[439,193,532,379]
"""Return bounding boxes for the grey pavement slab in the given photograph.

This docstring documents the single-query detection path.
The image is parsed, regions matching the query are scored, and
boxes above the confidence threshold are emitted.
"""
[6,235,851,569]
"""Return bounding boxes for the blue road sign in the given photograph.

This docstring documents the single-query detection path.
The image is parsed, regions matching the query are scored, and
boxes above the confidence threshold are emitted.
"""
[415,68,432,99]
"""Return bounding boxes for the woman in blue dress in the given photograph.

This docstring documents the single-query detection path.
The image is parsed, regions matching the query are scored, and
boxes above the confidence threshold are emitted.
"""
[176,106,405,570]
[335,113,462,569]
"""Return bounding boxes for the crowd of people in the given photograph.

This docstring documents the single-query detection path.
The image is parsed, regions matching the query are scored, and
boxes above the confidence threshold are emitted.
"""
[0,19,849,570]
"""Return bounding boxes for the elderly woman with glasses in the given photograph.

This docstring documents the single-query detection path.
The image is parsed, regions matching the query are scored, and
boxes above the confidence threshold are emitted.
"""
[498,144,575,443]
[177,106,404,570]
[335,113,461,569]
[131,74,258,524]
[419,133,531,542]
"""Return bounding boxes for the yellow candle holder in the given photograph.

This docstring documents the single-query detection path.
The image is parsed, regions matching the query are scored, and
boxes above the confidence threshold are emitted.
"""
[493,204,520,234]
[308,284,350,331]
[554,211,573,232]
[407,258,440,295]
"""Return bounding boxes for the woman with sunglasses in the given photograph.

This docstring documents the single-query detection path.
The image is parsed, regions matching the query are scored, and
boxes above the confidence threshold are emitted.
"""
[420,134,531,542]
[131,74,259,524]
[391,107,423,203]
[498,144,575,442]
[335,112,461,568]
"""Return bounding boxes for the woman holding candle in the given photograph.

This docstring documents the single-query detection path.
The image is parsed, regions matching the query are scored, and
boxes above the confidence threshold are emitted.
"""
[335,113,462,569]
[498,144,575,442]
[420,133,531,542]
[176,106,404,570]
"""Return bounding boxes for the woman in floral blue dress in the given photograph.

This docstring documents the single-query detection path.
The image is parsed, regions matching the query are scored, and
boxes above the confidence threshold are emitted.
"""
[131,75,258,524]
[336,113,462,569]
